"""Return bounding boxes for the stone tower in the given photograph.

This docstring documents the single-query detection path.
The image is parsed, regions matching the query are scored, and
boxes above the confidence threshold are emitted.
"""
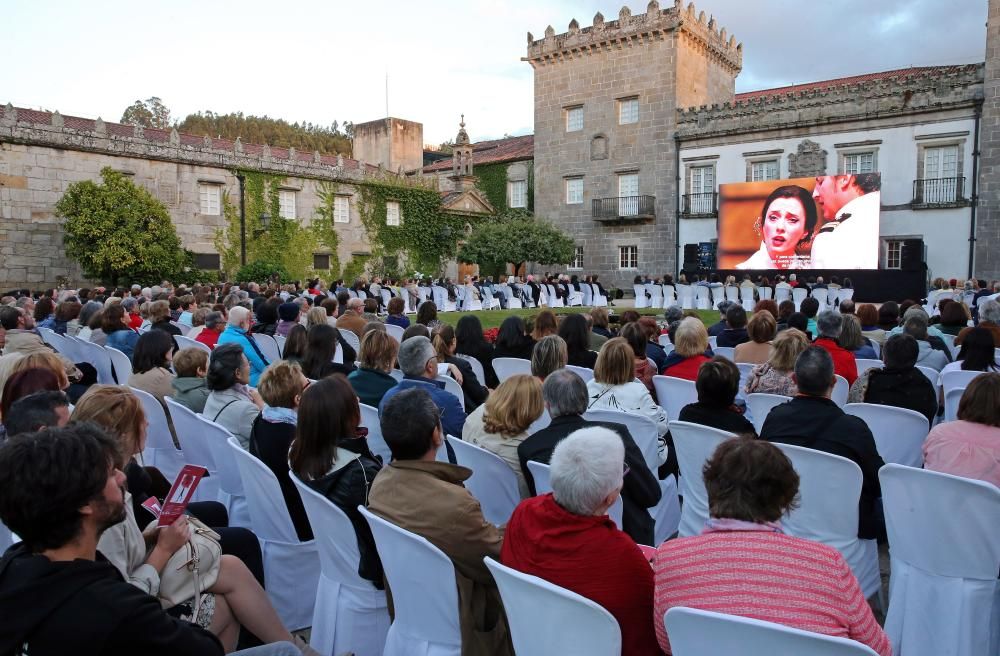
[977,0,1000,280]
[351,117,424,174]
[450,115,476,192]
[526,1,741,283]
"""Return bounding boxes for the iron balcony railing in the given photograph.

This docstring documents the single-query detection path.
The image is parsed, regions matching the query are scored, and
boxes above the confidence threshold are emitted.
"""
[592,195,656,221]
[912,177,965,205]
[682,192,718,217]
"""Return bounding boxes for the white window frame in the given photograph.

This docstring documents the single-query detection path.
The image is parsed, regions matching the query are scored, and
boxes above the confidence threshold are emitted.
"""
[749,159,779,182]
[565,177,584,205]
[278,190,296,220]
[618,245,638,270]
[883,239,904,270]
[333,195,350,223]
[385,200,401,226]
[843,151,876,174]
[570,246,584,270]
[565,106,583,132]
[199,184,221,216]
[508,180,527,208]
[618,97,639,125]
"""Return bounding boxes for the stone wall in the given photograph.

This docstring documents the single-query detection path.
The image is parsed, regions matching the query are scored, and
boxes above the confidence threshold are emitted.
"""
[352,117,425,174]
[0,105,385,289]
[978,0,1000,280]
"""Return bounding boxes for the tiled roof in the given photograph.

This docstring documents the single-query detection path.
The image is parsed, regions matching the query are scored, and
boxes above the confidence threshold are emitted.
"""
[422,134,534,173]
[6,105,373,172]
[734,64,980,102]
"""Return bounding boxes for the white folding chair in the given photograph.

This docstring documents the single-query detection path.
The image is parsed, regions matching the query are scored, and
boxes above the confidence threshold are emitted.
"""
[384,323,404,344]
[590,283,608,307]
[939,333,960,359]
[359,403,392,466]
[580,284,593,307]
[943,386,966,422]
[843,403,929,467]
[773,443,882,606]
[506,285,524,310]
[658,334,671,348]
[713,346,735,361]
[465,286,484,311]
[646,284,663,308]
[485,558,622,656]
[633,284,650,309]
[228,437,320,630]
[104,346,132,385]
[274,334,286,356]
[446,436,520,525]
[694,286,710,310]
[171,321,190,336]
[669,421,735,537]
[854,358,883,378]
[724,286,739,303]
[811,288,829,308]
[435,375,466,410]
[745,393,792,435]
[291,477,389,656]
[72,339,115,384]
[665,607,880,656]
[662,284,676,308]
[792,287,808,312]
[652,375,697,422]
[164,398,220,502]
[774,287,791,304]
[196,418,250,527]
[358,507,462,656]
[493,357,531,383]
[565,364,594,383]
[879,464,1000,656]
[454,353,487,387]
[339,328,361,354]
[831,374,849,407]
[131,386,184,482]
[739,286,755,312]
[759,286,773,300]
[708,336,717,350]
[583,409,659,474]
[676,284,694,310]
[916,365,939,386]
[941,370,982,396]
[526,460,623,529]
[175,334,211,354]
[251,333,280,364]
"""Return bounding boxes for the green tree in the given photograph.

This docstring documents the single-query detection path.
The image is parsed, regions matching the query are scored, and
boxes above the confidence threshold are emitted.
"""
[56,167,188,285]
[458,211,575,277]
[178,111,352,156]
[120,97,172,129]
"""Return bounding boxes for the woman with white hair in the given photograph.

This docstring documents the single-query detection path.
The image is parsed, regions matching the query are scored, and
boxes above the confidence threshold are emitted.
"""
[501,427,660,655]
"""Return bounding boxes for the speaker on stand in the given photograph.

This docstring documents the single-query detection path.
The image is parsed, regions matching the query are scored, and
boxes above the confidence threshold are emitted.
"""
[901,239,925,271]
[682,243,700,273]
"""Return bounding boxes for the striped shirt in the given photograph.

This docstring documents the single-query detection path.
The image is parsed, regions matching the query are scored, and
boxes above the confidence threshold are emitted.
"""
[653,525,891,656]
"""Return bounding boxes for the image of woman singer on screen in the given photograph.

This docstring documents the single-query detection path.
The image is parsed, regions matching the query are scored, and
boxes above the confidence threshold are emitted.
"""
[736,185,817,270]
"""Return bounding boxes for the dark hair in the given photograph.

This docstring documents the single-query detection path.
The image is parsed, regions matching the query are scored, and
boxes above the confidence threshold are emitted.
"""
[416,301,438,326]
[1,368,63,421]
[402,324,430,341]
[302,324,341,379]
[363,298,379,315]
[255,298,280,325]
[55,300,82,322]
[799,296,820,318]
[620,310,640,325]
[455,315,489,354]
[0,306,22,330]
[558,313,591,356]
[380,387,441,460]
[882,334,918,369]
[695,356,741,407]
[877,302,900,329]
[957,372,1000,427]
[387,296,405,315]
[794,346,834,396]
[725,305,748,329]
[496,316,533,351]
[206,343,245,391]
[856,303,878,327]
[283,324,308,360]
[704,437,799,523]
[957,327,999,372]
[336,291,351,309]
[758,185,819,248]
[4,391,69,436]
[753,299,778,319]
[131,330,173,375]
[289,375,362,479]
[0,423,122,551]
[939,301,968,327]
[101,304,128,333]
[33,297,54,322]
[852,173,880,194]
[619,322,647,360]
[320,297,338,317]
[777,300,795,321]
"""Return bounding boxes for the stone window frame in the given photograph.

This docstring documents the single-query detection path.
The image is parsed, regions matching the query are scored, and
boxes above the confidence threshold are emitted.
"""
[508,179,528,208]
[278,189,297,220]
[385,200,402,226]
[914,134,967,204]
[836,146,879,175]
[565,105,584,133]
[683,159,717,216]
[313,253,332,270]
[565,176,584,205]
[617,96,640,125]
[618,244,639,270]
[746,158,780,182]
[569,245,584,271]
[333,194,351,223]
[198,182,222,216]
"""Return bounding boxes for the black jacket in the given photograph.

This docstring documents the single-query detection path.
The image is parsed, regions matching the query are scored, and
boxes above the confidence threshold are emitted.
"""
[304,437,385,589]
[444,355,489,411]
[249,417,312,541]
[517,414,662,545]
[0,545,223,656]
[566,348,598,369]
[760,396,885,540]
[678,401,756,437]
[250,322,278,336]
[493,339,535,362]
[716,327,749,348]
[707,320,727,337]
[457,343,498,389]
[864,367,939,426]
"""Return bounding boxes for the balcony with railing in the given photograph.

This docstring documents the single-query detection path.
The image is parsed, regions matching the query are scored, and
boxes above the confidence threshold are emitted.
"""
[912,177,966,207]
[592,195,656,222]
[682,192,718,218]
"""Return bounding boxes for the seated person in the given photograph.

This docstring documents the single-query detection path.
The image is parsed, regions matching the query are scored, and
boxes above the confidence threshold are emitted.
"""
[812,311,858,385]
[202,344,264,449]
[734,311,775,365]
[800,297,820,338]
[956,299,1000,347]
[530,335,567,382]
[938,326,1000,378]
[760,347,885,540]
[679,357,756,436]
[848,334,938,425]
[518,370,661,545]
[2,389,71,437]
[639,317,668,372]
[195,311,225,350]
[587,338,668,446]
[621,323,655,395]
[170,347,210,413]
[558,313,598,369]
[923,372,1000,487]
[715,305,750,348]
[380,336,466,438]
[370,388,510,655]
[706,301,733,337]
[661,317,712,381]
[216,307,268,387]
[654,438,890,656]
[902,311,950,372]
[503,428,660,655]
[348,330,400,408]
[463,374,544,498]
[839,314,878,359]
[127,330,176,403]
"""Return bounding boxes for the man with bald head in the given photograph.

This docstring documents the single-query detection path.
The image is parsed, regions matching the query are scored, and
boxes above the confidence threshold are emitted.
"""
[336,297,367,338]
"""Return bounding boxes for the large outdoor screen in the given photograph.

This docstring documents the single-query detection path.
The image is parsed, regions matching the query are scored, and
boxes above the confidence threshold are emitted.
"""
[716,174,881,270]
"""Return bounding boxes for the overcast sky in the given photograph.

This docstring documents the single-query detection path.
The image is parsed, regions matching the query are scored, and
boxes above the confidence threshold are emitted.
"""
[1,0,988,146]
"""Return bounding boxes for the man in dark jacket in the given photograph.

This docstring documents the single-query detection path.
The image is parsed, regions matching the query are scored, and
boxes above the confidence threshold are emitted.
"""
[853,334,938,425]
[379,336,466,438]
[760,346,886,541]
[716,304,750,347]
[706,301,733,337]
[518,370,661,545]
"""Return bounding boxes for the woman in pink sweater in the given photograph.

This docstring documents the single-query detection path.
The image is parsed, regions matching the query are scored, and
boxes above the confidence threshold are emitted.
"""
[653,437,890,656]
[923,372,1000,487]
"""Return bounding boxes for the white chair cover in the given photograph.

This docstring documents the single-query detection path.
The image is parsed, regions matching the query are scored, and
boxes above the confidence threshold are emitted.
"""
[633,284,650,309]
[389,369,404,382]
[580,284,593,306]
[66,338,112,384]
[583,409,659,474]
[739,286,755,312]
[646,284,663,307]
[250,334,280,364]
[431,286,448,310]
[694,286,710,310]
[566,288,583,307]
[939,333,960,359]
[658,334,671,348]
[839,288,855,303]
[164,398,220,503]
[384,323,405,344]
[340,329,361,354]
[291,476,389,656]
[879,464,1000,656]
[792,288,808,312]
[745,393,791,435]
[709,286,725,310]
[227,437,319,630]
[436,376,466,410]
[676,284,694,310]
[713,346,735,361]
[708,336,717,349]
[547,285,564,308]
[102,345,131,385]
[381,289,392,308]
[446,436,520,525]
[759,286,773,300]
[358,507,462,656]
[131,386,185,482]
[662,284,676,307]
[724,286,739,303]
[652,375,697,422]
[669,421,736,537]
[831,374,849,407]
[359,403,392,466]
[175,334,211,353]
[854,359,883,378]
[197,418,250,527]
[505,285,524,310]
[565,364,595,383]
[492,357,532,383]
[772,443,882,604]
[665,607,880,656]
[485,558,622,656]
[0,521,11,552]
[811,288,829,307]
[454,353,487,387]
[916,365,939,386]
[527,408,551,435]
[591,283,608,307]
[940,370,982,395]
[735,363,755,402]
[774,287,791,304]
[944,386,965,422]
[843,404,928,467]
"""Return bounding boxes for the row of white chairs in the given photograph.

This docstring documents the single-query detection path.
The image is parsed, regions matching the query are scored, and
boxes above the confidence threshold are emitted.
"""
[635,283,855,313]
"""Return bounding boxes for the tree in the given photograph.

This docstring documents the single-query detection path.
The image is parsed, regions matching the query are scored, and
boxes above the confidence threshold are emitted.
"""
[56,168,189,285]
[120,97,171,129]
[458,210,575,277]
[178,111,352,156]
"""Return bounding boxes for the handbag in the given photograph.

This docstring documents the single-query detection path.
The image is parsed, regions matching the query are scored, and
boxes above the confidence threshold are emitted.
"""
[157,517,222,623]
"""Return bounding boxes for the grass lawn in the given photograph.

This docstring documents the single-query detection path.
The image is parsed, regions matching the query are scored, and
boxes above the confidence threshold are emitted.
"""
[433,305,719,329]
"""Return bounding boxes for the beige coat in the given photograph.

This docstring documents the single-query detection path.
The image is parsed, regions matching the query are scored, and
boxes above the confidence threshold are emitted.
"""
[0,330,81,403]
[462,404,531,498]
[128,367,176,403]
[368,460,512,656]
[97,492,160,596]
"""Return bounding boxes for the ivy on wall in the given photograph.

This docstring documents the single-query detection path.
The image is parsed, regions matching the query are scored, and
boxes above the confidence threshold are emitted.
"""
[473,160,534,213]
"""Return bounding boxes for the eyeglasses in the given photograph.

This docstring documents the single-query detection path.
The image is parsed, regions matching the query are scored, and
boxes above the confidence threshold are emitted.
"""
[623,462,630,476]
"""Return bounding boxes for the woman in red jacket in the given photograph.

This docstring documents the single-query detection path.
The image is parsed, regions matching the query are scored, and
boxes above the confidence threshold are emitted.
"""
[660,317,711,380]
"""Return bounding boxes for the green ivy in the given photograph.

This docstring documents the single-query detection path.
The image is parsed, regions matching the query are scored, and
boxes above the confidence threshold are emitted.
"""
[472,160,533,213]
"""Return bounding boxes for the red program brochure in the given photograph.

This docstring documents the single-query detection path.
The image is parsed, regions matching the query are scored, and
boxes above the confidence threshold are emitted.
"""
[157,464,208,526]
[141,496,163,519]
